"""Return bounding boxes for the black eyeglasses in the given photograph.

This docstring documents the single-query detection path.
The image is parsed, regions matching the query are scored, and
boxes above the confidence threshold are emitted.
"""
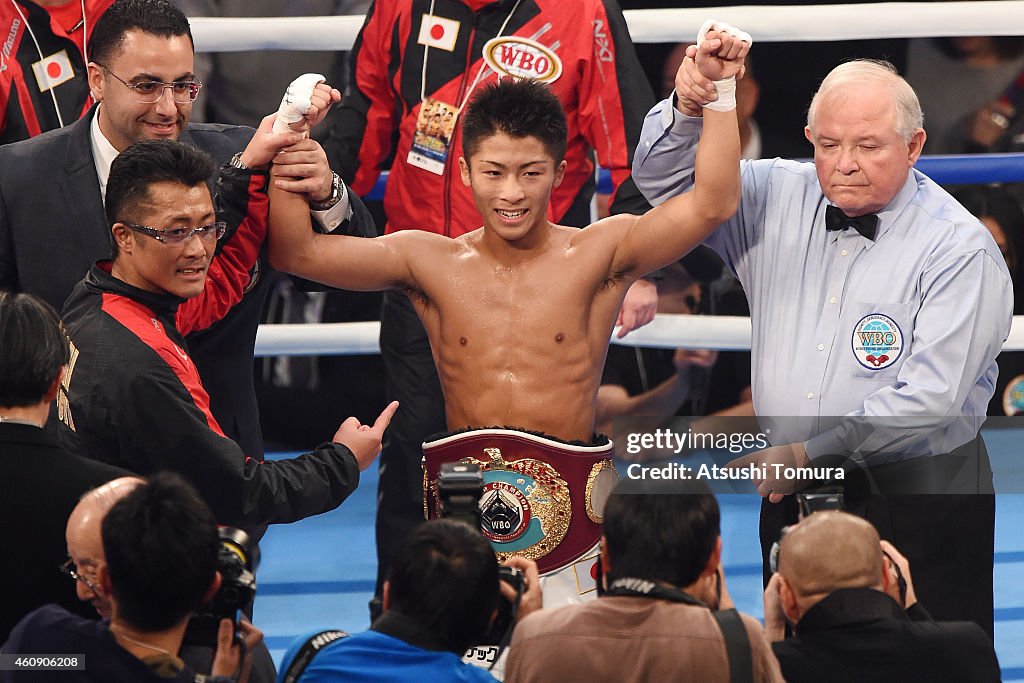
[95,63,202,104]
[59,557,100,593]
[120,221,226,246]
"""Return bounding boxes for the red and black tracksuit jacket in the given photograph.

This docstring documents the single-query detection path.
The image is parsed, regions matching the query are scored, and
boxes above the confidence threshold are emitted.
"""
[321,0,655,235]
[57,166,361,527]
[0,0,112,144]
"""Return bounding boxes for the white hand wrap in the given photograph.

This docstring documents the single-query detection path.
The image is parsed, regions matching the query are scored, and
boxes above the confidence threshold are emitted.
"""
[695,19,752,113]
[273,73,327,134]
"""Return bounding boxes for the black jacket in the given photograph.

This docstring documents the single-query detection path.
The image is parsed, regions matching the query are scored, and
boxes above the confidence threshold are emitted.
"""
[772,588,1001,683]
[0,423,128,642]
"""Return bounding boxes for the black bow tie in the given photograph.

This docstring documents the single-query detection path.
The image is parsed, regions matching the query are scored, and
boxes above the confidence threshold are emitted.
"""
[825,205,878,241]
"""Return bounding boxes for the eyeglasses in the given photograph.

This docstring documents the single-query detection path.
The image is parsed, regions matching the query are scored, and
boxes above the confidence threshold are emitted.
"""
[59,557,100,594]
[96,63,202,104]
[121,222,227,246]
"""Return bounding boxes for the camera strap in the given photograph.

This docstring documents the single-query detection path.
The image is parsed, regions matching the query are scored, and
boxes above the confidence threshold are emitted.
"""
[604,578,754,683]
[278,629,349,683]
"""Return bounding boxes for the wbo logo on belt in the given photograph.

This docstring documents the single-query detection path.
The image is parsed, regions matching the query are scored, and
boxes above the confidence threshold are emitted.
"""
[422,429,618,574]
[473,448,570,555]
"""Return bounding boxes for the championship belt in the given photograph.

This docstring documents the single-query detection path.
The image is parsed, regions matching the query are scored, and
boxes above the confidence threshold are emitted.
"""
[422,429,619,575]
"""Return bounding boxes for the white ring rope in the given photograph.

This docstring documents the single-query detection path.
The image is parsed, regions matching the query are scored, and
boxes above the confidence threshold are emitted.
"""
[253,315,1024,356]
[189,2,1024,53]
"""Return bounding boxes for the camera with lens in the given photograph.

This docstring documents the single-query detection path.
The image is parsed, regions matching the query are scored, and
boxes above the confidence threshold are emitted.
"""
[436,462,521,645]
[769,490,844,574]
[183,526,260,647]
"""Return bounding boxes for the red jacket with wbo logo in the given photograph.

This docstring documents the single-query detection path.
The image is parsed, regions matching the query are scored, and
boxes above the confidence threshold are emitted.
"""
[321,0,654,235]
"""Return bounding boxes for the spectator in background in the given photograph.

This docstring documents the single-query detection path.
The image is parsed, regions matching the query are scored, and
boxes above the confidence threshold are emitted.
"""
[507,484,784,683]
[0,0,113,144]
[905,36,1024,154]
[318,0,661,618]
[764,511,1000,683]
[953,183,1024,415]
[0,292,129,642]
[2,473,263,682]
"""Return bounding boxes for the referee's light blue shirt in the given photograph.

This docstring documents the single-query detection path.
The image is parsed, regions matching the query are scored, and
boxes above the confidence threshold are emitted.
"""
[633,98,1013,463]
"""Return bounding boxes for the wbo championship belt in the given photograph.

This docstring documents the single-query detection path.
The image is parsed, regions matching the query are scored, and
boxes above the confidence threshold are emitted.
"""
[422,429,619,575]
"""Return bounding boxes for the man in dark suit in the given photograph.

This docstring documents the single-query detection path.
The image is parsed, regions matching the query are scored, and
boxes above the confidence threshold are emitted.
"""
[0,292,129,642]
[0,0,374,459]
[764,511,1001,683]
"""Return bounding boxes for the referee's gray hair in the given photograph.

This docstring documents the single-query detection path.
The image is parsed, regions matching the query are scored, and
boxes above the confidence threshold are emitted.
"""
[807,60,923,142]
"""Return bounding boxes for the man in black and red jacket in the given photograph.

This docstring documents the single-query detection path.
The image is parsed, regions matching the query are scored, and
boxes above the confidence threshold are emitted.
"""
[58,138,397,528]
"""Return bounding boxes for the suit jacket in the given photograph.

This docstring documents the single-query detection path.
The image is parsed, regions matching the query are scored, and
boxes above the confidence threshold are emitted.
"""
[0,106,374,457]
[0,422,128,642]
[772,588,1001,683]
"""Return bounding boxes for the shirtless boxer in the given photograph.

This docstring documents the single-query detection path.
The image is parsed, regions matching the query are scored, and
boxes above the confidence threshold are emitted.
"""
[268,26,749,609]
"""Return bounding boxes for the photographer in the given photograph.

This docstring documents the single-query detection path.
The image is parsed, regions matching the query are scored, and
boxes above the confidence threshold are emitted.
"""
[2,472,262,682]
[506,483,783,683]
[62,477,276,681]
[277,519,541,682]
[763,511,1000,683]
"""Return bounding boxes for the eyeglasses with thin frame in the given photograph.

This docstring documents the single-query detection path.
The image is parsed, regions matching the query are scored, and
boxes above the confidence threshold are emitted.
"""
[59,557,100,594]
[95,63,202,104]
[120,221,227,246]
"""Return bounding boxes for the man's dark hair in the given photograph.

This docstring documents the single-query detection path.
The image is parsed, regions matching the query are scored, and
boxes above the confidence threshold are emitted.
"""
[102,472,219,632]
[0,292,69,407]
[386,520,499,654]
[461,78,568,163]
[88,0,193,67]
[602,484,720,588]
[106,139,216,255]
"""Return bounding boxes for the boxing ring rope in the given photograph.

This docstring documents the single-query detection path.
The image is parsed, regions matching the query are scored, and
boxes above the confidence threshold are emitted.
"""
[200,2,1024,356]
[188,2,1024,52]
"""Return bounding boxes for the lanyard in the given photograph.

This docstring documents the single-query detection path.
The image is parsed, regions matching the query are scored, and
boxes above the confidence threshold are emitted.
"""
[603,576,710,607]
[419,0,524,113]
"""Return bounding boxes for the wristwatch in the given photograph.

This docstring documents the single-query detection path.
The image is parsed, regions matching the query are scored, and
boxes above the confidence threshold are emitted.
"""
[310,172,343,211]
[228,152,250,171]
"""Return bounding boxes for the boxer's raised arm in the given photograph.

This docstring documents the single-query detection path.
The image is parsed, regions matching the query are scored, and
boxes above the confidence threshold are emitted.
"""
[612,25,748,279]
[267,179,420,292]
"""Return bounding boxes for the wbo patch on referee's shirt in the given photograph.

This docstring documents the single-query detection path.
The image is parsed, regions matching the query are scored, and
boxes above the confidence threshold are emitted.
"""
[852,313,903,370]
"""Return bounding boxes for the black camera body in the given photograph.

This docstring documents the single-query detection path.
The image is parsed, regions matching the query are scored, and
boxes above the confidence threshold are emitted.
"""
[436,462,522,646]
[183,527,260,647]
